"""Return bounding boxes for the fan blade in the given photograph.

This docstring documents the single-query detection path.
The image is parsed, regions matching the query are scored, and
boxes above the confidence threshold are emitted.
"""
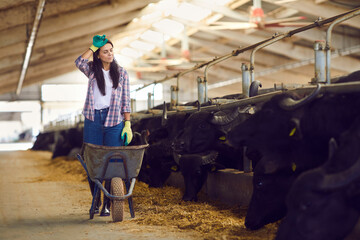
[264,16,306,24]
[206,22,258,30]
[264,22,313,28]
[129,65,167,72]
[141,58,187,65]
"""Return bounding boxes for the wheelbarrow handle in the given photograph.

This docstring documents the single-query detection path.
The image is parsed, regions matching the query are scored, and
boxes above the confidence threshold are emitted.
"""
[76,153,90,177]
[94,178,136,200]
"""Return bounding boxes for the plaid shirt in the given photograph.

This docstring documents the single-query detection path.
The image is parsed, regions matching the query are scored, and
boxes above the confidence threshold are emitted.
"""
[75,55,131,127]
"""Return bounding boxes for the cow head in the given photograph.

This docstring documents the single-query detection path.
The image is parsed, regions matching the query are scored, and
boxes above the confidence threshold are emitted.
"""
[173,151,220,201]
[276,158,360,240]
[276,119,360,240]
[133,113,189,188]
[245,156,298,230]
[243,132,327,230]
[228,84,321,151]
[172,111,225,154]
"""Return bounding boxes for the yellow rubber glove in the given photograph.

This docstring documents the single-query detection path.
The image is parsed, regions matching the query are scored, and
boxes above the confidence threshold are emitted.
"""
[89,44,99,52]
[121,121,133,146]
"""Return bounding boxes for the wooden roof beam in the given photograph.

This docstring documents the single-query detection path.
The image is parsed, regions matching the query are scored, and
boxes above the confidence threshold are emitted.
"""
[264,0,360,29]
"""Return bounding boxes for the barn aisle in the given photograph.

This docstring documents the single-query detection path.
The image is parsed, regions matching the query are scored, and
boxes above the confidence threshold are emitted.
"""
[0,150,201,240]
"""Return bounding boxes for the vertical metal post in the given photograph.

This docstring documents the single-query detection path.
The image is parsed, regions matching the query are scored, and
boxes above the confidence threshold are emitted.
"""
[243,146,252,173]
[203,53,233,103]
[197,76,206,104]
[147,92,153,110]
[242,63,250,97]
[131,98,136,113]
[204,77,208,102]
[313,40,326,83]
[170,85,178,110]
[39,84,44,128]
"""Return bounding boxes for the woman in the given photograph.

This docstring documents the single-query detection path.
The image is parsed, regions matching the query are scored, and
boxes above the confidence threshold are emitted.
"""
[75,35,133,216]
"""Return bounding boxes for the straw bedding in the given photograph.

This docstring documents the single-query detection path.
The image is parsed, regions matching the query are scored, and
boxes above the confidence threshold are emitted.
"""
[35,151,279,240]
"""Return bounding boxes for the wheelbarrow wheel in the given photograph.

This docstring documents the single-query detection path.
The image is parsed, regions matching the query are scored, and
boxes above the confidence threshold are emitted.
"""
[111,177,124,222]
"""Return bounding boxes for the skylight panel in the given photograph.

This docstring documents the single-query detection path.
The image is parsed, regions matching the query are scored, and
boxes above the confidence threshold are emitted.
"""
[152,18,184,36]
[171,2,212,22]
[140,30,170,45]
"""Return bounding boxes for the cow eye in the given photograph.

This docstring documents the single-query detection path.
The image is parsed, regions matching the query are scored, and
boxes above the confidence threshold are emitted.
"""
[300,202,311,211]
[256,181,263,188]
[199,123,208,129]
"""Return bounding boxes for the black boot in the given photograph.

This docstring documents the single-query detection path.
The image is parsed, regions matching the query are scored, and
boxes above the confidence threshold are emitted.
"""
[94,193,101,214]
[100,180,111,216]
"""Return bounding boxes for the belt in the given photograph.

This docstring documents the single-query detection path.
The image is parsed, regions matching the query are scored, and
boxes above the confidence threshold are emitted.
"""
[95,107,109,113]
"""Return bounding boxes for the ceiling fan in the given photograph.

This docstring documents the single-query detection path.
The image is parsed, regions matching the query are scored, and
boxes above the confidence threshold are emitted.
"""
[206,0,308,30]
[134,29,207,71]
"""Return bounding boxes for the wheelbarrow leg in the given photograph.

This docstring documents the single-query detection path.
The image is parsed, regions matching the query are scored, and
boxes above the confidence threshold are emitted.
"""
[100,180,111,216]
[125,180,135,218]
[88,176,101,212]
[89,184,100,219]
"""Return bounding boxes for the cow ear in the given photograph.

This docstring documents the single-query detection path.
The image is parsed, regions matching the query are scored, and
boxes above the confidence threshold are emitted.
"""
[218,135,226,141]
[170,164,180,172]
[215,129,227,140]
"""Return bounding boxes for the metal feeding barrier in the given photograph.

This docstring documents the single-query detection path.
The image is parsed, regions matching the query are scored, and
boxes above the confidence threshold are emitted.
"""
[132,81,360,121]
[132,7,360,111]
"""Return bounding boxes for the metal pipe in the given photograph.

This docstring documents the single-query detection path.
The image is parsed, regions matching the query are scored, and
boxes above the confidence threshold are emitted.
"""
[132,81,360,120]
[16,0,46,95]
[147,92,152,110]
[250,33,286,83]
[170,85,178,110]
[241,63,250,97]
[204,53,234,101]
[131,98,136,113]
[243,146,252,173]
[313,40,326,83]
[133,7,360,93]
[197,76,206,104]
[326,9,360,84]
[175,63,211,106]
[176,75,180,105]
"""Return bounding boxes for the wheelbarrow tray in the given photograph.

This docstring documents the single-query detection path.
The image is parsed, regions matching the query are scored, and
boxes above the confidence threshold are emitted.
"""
[83,142,148,181]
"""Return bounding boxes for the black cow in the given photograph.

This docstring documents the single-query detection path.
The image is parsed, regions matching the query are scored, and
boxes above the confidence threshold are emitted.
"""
[228,72,360,230]
[173,106,252,201]
[52,127,83,159]
[276,117,360,240]
[132,110,190,188]
[227,86,324,229]
[32,131,55,151]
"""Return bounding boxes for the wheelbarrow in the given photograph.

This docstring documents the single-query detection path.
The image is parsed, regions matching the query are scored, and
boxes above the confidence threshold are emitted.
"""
[76,142,148,222]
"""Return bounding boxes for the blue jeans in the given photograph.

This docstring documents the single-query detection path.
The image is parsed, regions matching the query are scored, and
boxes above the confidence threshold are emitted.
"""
[83,108,125,211]
[83,108,125,146]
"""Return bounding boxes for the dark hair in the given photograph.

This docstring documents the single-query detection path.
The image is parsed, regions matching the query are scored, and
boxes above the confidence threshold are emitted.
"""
[92,40,120,95]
